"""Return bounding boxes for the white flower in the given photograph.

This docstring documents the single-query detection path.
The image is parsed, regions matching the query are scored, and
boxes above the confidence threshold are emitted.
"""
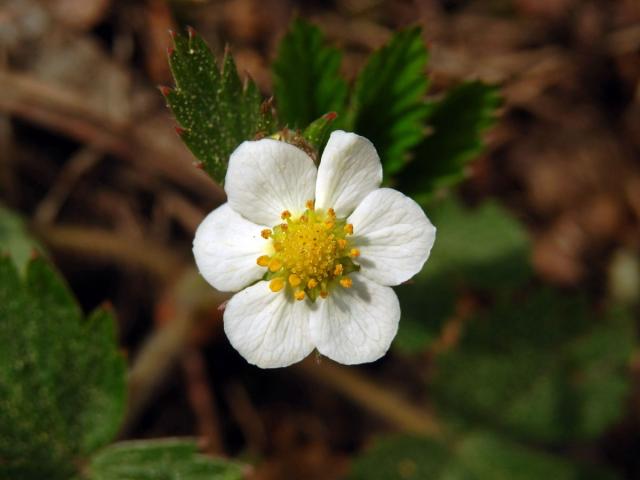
[193,131,436,368]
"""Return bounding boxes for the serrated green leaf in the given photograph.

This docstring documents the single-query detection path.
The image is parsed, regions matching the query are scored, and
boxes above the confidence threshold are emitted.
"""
[394,197,531,353]
[350,26,430,175]
[432,291,634,443]
[87,439,243,480]
[0,257,126,479]
[166,30,275,183]
[347,432,618,480]
[0,204,45,276]
[272,19,348,128]
[400,81,500,200]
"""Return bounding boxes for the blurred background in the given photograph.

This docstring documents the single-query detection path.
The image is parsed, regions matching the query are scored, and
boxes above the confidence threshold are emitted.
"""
[2,0,640,479]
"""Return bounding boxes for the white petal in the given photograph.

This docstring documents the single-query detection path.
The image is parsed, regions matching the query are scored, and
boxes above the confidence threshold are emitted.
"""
[315,131,383,217]
[224,282,314,368]
[309,275,400,365]
[193,203,268,292]
[225,139,317,226]
[348,188,436,286]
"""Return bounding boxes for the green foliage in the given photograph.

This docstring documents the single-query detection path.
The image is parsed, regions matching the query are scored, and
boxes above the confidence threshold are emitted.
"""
[400,81,501,201]
[302,112,338,154]
[433,292,634,443]
[394,198,531,353]
[350,27,430,175]
[87,439,243,480]
[164,29,275,183]
[0,204,44,276]
[0,257,126,479]
[167,21,499,192]
[348,432,618,480]
[272,18,348,129]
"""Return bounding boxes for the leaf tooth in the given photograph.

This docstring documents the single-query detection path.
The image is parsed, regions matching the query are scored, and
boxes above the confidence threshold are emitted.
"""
[174,126,187,136]
[158,85,172,97]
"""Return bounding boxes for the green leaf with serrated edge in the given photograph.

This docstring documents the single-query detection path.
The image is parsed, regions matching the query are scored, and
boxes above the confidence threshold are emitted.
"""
[347,432,619,480]
[164,29,275,184]
[87,439,243,480]
[432,291,634,444]
[350,26,430,175]
[0,257,126,479]
[302,112,338,154]
[394,197,531,353]
[0,204,45,276]
[272,19,348,129]
[399,81,500,201]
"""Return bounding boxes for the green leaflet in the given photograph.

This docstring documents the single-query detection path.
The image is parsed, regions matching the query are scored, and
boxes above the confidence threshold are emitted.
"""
[432,291,634,443]
[394,198,531,353]
[350,26,430,175]
[87,439,243,480]
[400,81,501,201]
[164,29,275,184]
[347,433,619,480]
[272,18,348,129]
[0,257,126,479]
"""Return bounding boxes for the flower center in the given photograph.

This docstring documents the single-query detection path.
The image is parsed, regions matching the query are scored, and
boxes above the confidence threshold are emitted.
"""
[256,200,360,301]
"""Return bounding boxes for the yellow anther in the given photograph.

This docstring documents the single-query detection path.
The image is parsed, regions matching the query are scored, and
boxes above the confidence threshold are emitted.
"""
[261,229,272,239]
[327,208,336,218]
[289,274,301,287]
[281,210,291,220]
[340,277,353,289]
[333,263,343,276]
[338,239,347,249]
[300,215,308,223]
[319,290,329,299]
[268,258,283,272]
[294,290,306,301]
[306,199,315,210]
[324,221,335,230]
[307,279,318,289]
[257,255,270,267]
[269,278,284,292]
[344,224,353,235]
[273,241,283,251]
[280,223,288,231]
[350,248,360,258]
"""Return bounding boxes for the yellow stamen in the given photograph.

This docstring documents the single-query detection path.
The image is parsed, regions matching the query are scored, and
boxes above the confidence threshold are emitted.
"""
[327,208,336,218]
[268,258,282,272]
[281,210,291,220]
[333,263,343,276]
[280,223,288,231]
[269,278,284,292]
[294,290,305,301]
[319,290,329,299]
[340,277,353,288]
[306,199,315,209]
[307,279,318,289]
[289,274,301,287]
[338,239,347,249]
[343,224,353,235]
[324,221,335,230]
[261,229,272,239]
[350,248,360,258]
[256,255,270,267]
